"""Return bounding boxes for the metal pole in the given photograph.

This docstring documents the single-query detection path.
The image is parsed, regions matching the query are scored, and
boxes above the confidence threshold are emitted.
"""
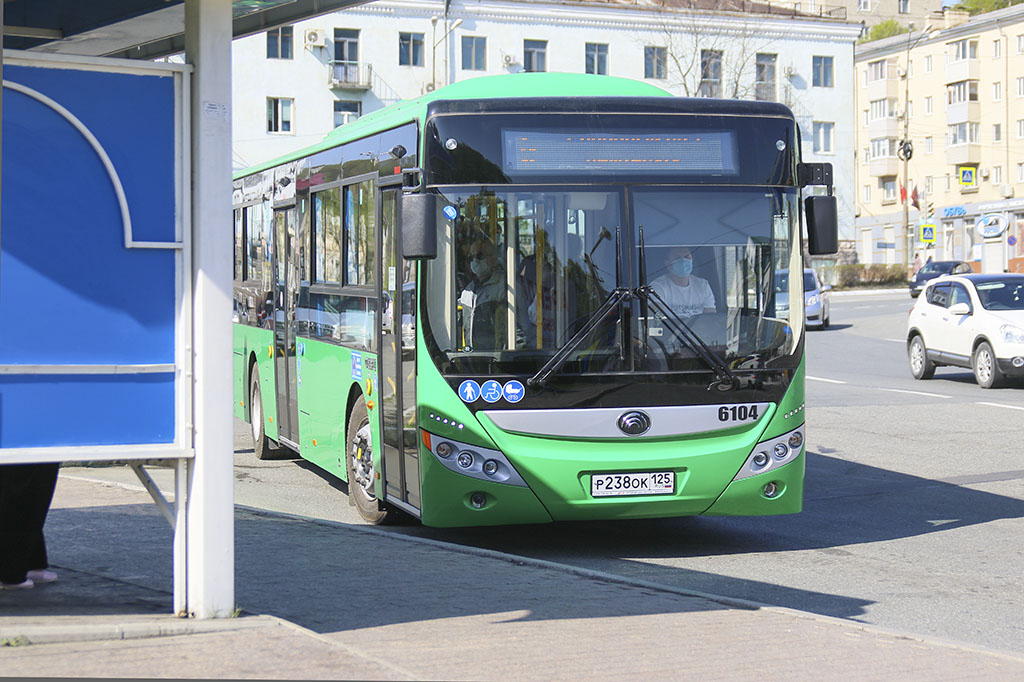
[184,0,234,619]
[903,31,911,272]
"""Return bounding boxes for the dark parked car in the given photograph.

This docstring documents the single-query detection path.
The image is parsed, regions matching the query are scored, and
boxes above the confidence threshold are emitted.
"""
[909,260,973,297]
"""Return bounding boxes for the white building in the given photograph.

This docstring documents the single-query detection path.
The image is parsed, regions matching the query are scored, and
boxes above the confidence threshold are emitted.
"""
[232,0,861,240]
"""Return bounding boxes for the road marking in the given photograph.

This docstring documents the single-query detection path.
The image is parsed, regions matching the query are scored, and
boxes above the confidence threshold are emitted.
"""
[977,401,1024,412]
[878,388,952,398]
[807,375,846,384]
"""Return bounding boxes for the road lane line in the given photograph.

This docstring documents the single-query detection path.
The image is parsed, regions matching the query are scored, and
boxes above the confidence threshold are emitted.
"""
[883,338,906,343]
[878,388,952,398]
[977,401,1024,411]
[807,376,847,384]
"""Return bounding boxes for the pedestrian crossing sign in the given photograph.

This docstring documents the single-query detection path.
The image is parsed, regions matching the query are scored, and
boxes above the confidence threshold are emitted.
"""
[920,223,936,243]
[959,167,976,186]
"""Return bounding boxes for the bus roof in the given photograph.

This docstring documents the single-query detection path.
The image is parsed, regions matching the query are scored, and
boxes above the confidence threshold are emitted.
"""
[235,73,672,178]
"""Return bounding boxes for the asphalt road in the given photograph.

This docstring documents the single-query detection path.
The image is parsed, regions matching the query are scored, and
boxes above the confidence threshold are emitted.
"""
[64,289,1024,654]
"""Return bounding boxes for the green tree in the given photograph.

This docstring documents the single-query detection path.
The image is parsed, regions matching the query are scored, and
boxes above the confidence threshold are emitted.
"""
[951,0,1021,16]
[859,19,910,44]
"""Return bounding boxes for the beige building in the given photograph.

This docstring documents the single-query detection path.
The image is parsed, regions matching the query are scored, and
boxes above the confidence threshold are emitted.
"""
[846,0,943,34]
[855,6,1024,273]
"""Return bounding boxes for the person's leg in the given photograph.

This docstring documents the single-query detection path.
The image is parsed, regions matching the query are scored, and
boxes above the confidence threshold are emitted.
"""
[0,463,60,585]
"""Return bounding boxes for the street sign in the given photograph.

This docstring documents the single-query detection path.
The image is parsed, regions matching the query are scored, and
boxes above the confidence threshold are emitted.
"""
[920,223,936,243]
[959,167,976,186]
[975,214,1007,239]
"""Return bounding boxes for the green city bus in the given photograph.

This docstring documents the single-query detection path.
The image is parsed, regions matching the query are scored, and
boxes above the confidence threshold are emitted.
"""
[233,72,837,527]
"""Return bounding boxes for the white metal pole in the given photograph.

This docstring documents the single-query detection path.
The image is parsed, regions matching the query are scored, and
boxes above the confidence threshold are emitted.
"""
[184,0,234,619]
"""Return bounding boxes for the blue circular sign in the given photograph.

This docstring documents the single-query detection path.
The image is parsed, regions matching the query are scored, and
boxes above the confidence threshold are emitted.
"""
[503,380,525,403]
[457,380,481,403]
[442,205,459,220]
[1009,235,1018,246]
[480,380,503,404]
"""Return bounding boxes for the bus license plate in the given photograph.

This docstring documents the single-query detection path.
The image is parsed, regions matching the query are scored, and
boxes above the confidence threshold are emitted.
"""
[591,472,674,497]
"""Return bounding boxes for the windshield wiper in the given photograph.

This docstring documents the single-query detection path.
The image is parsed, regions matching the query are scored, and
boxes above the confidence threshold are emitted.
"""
[528,227,626,388]
[636,227,739,392]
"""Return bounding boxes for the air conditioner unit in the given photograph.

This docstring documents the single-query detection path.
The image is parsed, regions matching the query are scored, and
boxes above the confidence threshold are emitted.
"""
[980,167,990,179]
[305,29,326,47]
[502,53,515,67]
[784,65,795,77]
[423,82,436,93]
[1001,184,1014,198]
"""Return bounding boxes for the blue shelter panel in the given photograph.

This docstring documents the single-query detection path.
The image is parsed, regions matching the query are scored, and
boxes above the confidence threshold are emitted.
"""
[0,374,175,448]
[0,61,181,450]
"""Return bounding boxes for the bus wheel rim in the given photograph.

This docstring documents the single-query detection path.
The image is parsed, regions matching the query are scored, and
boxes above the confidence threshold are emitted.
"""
[251,384,261,442]
[351,423,375,497]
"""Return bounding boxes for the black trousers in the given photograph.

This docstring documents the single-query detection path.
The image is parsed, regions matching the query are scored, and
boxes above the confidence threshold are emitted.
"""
[0,463,60,584]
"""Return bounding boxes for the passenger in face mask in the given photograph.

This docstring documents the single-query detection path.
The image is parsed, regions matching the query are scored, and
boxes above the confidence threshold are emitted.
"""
[650,246,716,319]
[459,239,508,350]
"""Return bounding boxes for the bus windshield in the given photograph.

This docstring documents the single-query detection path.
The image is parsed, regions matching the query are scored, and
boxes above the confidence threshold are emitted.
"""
[423,185,800,378]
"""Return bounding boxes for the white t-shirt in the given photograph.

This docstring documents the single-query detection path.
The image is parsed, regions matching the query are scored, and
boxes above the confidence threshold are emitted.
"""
[650,274,716,318]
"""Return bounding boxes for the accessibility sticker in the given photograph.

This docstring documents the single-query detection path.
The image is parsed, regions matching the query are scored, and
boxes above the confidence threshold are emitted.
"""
[458,380,481,403]
[481,380,503,403]
[503,380,525,403]
[442,205,459,220]
[351,353,362,381]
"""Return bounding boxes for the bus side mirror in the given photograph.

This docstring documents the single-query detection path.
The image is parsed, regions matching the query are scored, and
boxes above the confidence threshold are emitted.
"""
[401,193,437,260]
[805,195,838,255]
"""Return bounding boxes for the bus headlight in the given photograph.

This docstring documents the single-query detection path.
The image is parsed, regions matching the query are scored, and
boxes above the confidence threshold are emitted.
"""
[734,424,805,480]
[421,429,528,487]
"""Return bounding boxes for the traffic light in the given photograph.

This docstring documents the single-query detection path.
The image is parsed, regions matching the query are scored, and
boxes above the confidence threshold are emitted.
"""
[927,200,934,219]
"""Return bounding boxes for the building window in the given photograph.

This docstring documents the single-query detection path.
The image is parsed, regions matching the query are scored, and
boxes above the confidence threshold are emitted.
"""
[333,29,360,84]
[863,109,869,126]
[994,81,1002,101]
[871,137,898,158]
[925,96,933,114]
[867,59,888,82]
[586,43,608,75]
[699,49,722,96]
[925,176,933,194]
[858,0,870,11]
[994,166,1002,184]
[755,53,777,101]
[881,176,896,202]
[1018,77,1024,97]
[1018,119,1024,138]
[950,39,978,61]
[862,146,870,163]
[398,32,424,66]
[645,46,667,79]
[462,36,486,70]
[947,122,979,146]
[267,97,293,133]
[524,39,547,72]
[925,55,932,72]
[925,136,933,153]
[869,98,897,121]
[863,184,871,202]
[267,26,293,59]
[812,121,834,153]
[812,56,833,87]
[993,39,1002,58]
[994,123,1002,142]
[945,174,951,192]
[947,80,978,105]
[1018,35,1024,54]
[898,0,909,13]
[1018,162,1024,182]
[333,100,360,127]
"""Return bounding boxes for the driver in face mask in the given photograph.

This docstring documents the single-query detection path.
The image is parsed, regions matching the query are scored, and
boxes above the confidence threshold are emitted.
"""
[650,246,716,319]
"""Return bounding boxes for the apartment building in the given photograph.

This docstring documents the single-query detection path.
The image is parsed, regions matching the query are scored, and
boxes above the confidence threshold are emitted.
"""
[844,0,943,34]
[232,0,861,239]
[855,5,1024,273]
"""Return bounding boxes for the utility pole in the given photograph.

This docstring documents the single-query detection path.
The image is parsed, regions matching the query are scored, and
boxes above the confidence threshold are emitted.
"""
[898,24,933,271]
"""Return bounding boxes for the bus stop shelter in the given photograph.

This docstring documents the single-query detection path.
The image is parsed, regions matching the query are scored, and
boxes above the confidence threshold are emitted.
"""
[1,0,366,618]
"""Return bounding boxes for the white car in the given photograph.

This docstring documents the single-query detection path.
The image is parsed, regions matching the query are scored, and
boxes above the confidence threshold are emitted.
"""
[775,268,832,329]
[907,274,1024,388]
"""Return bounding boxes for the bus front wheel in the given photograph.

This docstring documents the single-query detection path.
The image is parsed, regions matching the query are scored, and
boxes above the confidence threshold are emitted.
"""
[346,396,390,524]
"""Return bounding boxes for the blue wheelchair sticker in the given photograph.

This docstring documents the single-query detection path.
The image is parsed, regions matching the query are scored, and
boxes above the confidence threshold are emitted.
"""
[351,353,363,380]
[481,380,503,403]
[442,205,459,220]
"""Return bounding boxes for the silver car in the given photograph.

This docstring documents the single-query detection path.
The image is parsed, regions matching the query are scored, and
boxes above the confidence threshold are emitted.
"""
[775,268,832,329]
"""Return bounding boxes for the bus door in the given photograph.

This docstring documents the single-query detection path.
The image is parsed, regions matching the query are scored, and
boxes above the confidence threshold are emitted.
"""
[379,183,421,513]
[273,205,300,447]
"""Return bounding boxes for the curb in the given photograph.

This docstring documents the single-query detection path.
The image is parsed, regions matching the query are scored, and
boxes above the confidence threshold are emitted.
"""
[0,614,278,646]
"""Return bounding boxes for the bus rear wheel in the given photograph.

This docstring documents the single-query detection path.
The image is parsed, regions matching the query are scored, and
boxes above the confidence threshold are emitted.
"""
[346,396,391,524]
[250,367,287,460]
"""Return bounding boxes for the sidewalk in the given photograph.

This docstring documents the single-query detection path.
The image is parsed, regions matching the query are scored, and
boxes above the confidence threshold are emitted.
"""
[3,476,1023,680]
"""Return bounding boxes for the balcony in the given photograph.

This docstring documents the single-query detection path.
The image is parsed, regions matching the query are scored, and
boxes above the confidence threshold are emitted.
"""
[945,58,980,85]
[869,156,901,177]
[946,144,981,167]
[946,101,980,125]
[328,60,372,89]
[866,64,899,101]
[869,117,901,139]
